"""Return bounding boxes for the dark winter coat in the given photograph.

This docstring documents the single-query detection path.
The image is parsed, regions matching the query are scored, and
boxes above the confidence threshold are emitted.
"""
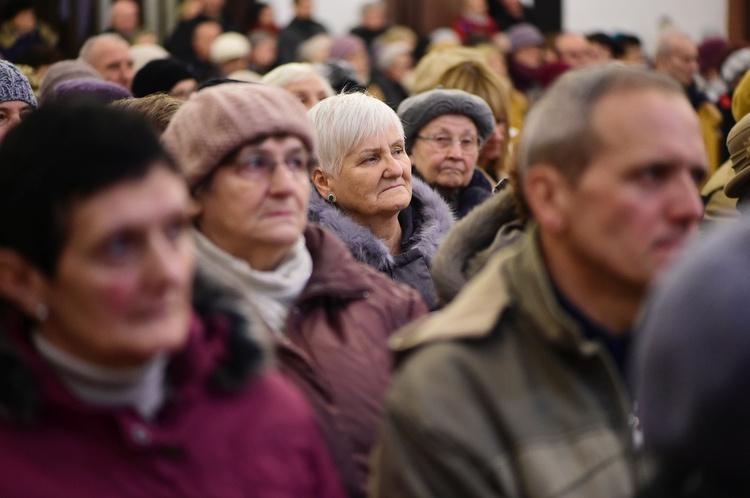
[199,225,428,498]
[0,274,345,498]
[308,177,454,310]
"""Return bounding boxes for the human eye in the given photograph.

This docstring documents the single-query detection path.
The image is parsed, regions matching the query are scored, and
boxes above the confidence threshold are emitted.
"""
[392,145,405,156]
[0,112,7,126]
[100,231,140,265]
[360,154,379,165]
[164,215,191,244]
[460,137,476,148]
[434,136,452,148]
[237,155,271,175]
[285,155,307,171]
[634,164,671,188]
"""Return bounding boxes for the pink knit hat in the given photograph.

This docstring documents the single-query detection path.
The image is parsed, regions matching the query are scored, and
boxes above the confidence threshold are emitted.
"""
[161,83,314,188]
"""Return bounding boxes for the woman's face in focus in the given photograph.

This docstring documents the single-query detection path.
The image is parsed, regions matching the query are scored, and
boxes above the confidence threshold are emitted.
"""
[320,125,412,225]
[409,114,480,194]
[37,166,195,368]
[195,135,311,269]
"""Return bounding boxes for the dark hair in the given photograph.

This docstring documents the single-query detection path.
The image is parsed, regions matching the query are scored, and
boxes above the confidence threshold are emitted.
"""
[0,99,178,276]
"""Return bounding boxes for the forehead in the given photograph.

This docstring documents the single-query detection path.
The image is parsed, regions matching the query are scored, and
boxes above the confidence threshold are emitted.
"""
[93,39,131,62]
[421,113,477,133]
[68,166,186,235]
[237,135,308,153]
[350,124,403,152]
[588,89,704,167]
[0,101,32,111]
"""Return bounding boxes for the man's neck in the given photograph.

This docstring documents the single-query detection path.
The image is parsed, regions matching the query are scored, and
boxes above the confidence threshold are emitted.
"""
[540,231,644,335]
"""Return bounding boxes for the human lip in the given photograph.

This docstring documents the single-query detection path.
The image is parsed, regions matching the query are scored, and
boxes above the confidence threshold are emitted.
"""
[381,184,406,193]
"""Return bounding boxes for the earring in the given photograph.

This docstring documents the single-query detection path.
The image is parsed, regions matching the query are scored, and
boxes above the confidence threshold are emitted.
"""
[328,193,336,203]
[34,302,48,322]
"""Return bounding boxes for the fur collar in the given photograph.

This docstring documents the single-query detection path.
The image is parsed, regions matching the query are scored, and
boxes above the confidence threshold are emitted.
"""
[0,272,268,423]
[308,177,454,271]
[431,187,526,306]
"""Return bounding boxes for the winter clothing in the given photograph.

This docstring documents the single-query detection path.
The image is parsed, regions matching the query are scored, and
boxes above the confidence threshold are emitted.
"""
[195,224,428,498]
[162,83,314,188]
[53,77,133,103]
[371,226,641,498]
[0,274,346,498]
[506,22,545,52]
[724,112,750,198]
[38,59,102,105]
[425,166,494,219]
[0,59,36,107]
[132,58,195,98]
[308,177,454,310]
[398,88,496,154]
[210,32,251,66]
[634,216,750,494]
[431,186,526,306]
[451,13,499,45]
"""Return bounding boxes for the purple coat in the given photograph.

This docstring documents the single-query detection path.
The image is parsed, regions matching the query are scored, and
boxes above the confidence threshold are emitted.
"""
[0,277,346,498]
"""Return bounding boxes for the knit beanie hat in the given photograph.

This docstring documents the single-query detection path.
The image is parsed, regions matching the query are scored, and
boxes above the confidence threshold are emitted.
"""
[210,32,251,65]
[38,59,102,105]
[397,88,495,154]
[329,34,366,60]
[698,36,731,74]
[162,83,314,188]
[0,60,36,107]
[132,58,195,98]
[506,23,545,53]
[53,78,133,103]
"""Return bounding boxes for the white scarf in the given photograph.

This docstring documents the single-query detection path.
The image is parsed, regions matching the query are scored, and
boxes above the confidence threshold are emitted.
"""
[194,230,313,337]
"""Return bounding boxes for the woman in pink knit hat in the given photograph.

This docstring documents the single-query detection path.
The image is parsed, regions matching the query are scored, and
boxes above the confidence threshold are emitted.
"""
[162,83,428,498]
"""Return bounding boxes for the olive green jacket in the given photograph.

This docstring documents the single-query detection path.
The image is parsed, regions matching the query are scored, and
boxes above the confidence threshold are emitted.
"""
[370,228,640,498]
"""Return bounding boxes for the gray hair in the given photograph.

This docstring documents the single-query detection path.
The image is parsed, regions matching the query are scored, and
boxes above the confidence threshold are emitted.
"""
[261,62,334,95]
[518,64,684,183]
[79,33,128,63]
[655,28,692,58]
[308,91,404,178]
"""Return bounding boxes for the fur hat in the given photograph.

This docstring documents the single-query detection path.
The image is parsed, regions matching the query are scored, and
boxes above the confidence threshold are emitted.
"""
[162,83,314,188]
[0,60,36,107]
[397,88,495,154]
[723,113,750,198]
[53,78,133,103]
[38,59,102,104]
[634,218,750,486]
[506,23,545,52]
[132,58,194,98]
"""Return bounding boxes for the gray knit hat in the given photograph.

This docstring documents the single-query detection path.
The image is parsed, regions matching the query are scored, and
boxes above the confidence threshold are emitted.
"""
[162,83,314,188]
[0,60,36,108]
[397,88,495,154]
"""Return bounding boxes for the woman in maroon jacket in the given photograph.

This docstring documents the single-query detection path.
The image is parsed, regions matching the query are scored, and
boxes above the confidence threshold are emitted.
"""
[0,101,345,498]
[162,83,428,498]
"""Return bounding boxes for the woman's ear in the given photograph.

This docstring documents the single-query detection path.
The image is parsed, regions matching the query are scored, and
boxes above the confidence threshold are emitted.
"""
[0,249,47,317]
[311,168,332,198]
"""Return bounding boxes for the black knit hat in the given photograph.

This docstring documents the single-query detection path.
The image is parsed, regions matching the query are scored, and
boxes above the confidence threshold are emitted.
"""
[132,58,194,98]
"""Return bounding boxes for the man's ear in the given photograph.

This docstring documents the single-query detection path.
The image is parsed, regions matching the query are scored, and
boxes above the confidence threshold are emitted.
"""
[523,165,573,235]
[311,168,333,198]
[0,249,48,318]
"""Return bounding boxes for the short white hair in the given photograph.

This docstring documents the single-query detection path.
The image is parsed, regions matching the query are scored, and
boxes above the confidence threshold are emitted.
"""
[261,62,334,94]
[308,92,404,178]
[79,33,128,63]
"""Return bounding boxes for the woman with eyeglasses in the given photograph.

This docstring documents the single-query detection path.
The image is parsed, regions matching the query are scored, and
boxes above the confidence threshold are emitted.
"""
[398,88,497,219]
[161,84,428,498]
[308,91,454,310]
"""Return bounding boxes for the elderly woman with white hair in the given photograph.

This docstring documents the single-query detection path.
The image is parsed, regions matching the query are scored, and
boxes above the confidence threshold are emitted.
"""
[308,91,454,310]
[161,83,427,498]
[261,62,334,110]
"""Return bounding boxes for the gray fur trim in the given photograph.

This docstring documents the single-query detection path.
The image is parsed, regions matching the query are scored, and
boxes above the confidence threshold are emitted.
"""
[308,177,454,271]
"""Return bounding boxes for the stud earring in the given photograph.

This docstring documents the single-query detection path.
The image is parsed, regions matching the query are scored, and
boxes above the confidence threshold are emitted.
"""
[328,193,336,203]
[35,302,48,322]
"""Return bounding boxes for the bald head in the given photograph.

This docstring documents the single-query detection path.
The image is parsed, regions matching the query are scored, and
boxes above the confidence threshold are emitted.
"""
[79,34,135,90]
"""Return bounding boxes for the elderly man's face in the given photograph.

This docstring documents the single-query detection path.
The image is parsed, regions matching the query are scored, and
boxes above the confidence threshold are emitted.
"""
[547,89,707,293]
[88,37,135,90]
[0,101,33,143]
[659,36,699,87]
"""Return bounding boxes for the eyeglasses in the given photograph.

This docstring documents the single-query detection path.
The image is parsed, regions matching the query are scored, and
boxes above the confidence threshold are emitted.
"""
[416,135,482,154]
[231,152,314,182]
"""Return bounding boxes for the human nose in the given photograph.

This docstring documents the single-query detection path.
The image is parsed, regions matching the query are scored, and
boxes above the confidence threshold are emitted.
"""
[383,153,405,177]
[669,171,704,223]
[144,233,193,290]
[446,138,465,158]
[267,160,301,193]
